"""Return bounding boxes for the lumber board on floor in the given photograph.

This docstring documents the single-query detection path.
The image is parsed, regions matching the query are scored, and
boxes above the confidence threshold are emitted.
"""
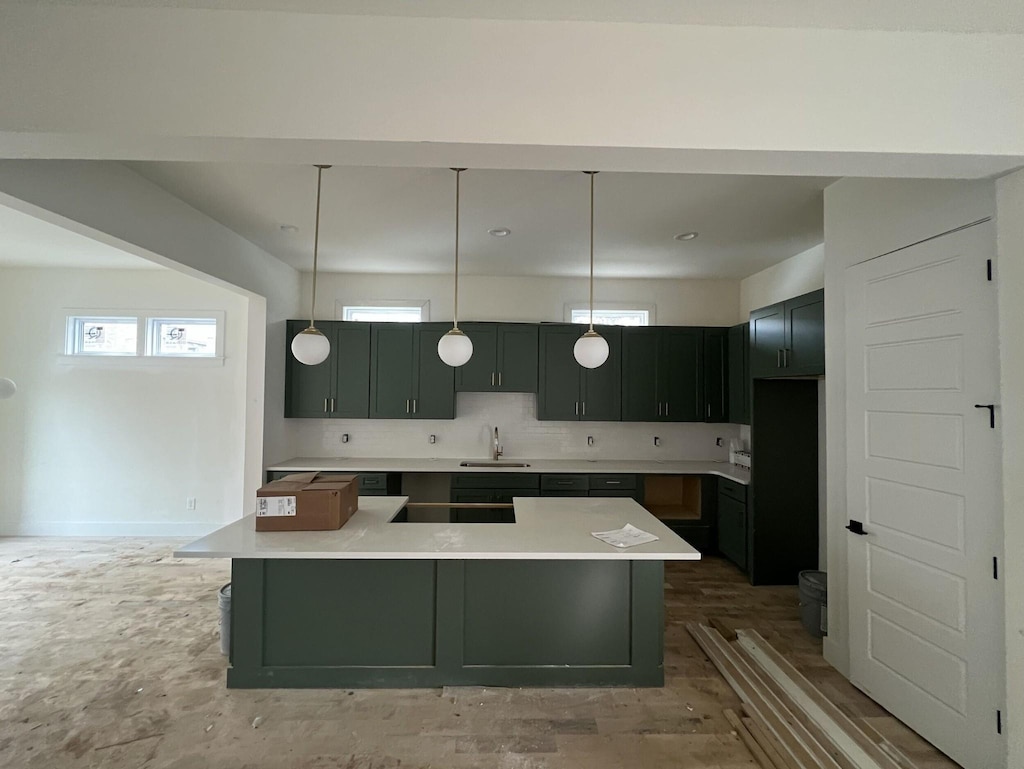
[724,708,777,769]
[742,713,799,769]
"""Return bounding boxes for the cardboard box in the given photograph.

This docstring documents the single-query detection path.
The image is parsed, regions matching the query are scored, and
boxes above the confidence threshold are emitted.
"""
[255,472,359,531]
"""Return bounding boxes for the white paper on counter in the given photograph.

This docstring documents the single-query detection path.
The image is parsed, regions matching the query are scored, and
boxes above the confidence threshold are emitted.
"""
[591,523,659,548]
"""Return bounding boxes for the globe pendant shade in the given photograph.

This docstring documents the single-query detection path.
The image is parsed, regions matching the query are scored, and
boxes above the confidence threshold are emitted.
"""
[573,329,609,369]
[291,327,331,366]
[0,378,16,400]
[438,328,473,367]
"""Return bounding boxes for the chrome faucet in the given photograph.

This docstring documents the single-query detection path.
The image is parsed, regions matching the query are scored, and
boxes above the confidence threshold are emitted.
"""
[493,426,503,461]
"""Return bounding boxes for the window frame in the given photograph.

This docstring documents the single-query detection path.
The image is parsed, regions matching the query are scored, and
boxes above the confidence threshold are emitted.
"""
[338,300,430,323]
[61,308,226,366]
[565,302,655,327]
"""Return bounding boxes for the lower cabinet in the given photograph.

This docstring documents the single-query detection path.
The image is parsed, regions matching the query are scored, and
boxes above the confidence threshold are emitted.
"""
[716,479,748,572]
[451,474,540,523]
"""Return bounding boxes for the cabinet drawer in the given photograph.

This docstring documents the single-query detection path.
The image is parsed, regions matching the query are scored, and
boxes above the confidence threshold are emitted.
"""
[540,474,589,491]
[588,474,637,491]
[718,477,748,504]
[540,489,590,498]
[358,473,388,490]
[452,473,540,490]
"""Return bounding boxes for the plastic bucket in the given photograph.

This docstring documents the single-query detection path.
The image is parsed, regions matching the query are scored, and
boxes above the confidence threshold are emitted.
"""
[218,583,231,656]
[798,570,827,638]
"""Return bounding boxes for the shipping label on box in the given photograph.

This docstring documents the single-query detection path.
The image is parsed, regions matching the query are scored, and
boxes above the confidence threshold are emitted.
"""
[257,496,297,517]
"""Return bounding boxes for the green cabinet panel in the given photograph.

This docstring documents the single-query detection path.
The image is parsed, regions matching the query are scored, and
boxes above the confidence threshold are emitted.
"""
[455,323,539,393]
[285,320,371,418]
[727,323,750,425]
[369,323,454,419]
[785,289,825,376]
[581,327,622,421]
[717,494,747,571]
[621,327,703,422]
[662,328,704,422]
[413,323,456,418]
[703,328,729,423]
[750,301,787,378]
[538,325,584,420]
[749,289,825,379]
[621,328,660,421]
[453,323,498,391]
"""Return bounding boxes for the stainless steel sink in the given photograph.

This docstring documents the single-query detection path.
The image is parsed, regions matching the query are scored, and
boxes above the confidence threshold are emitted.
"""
[459,461,531,468]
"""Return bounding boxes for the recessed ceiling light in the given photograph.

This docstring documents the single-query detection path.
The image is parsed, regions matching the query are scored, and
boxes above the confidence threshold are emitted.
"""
[488,227,511,238]
[280,224,299,233]
[674,232,698,241]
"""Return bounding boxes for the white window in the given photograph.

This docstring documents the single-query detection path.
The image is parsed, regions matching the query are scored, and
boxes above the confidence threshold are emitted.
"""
[63,310,224,362]
[569,308,651,326]
[342,304,426,323]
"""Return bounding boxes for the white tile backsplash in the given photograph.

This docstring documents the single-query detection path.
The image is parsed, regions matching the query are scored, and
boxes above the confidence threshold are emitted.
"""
[292,392,741,462]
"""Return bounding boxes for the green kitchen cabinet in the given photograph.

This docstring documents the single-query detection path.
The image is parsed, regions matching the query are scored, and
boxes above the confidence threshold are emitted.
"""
[703,328,729,423]
[538,325,622,421]
[717,478,748,572]
[455,323,539,393]
[369,323,454,419]
[749,289,824,378]
[727,323,750,425]
[621,327,704,422]
[285,320,371,418]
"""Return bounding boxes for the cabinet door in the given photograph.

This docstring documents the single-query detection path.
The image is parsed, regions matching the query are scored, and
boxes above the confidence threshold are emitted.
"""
[538,326,582,420]
[749,301,786,378]
[621,328,661,422]
[369,323,415,418]
[496,324,539,392]
[784,289,825,376]
[703,328,729,423]
[727,323,750,425]
[333,322,371,418]
[717,494,747,571]
[412,323,455,419]
[581,326,622,421]
[284,319,335,418]
[660,328,704,422]
[454,323,498,392]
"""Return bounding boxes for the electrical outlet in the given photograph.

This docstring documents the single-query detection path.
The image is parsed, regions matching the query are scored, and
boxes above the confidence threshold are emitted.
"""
[429,434,436,444]
[341,433,350,444]
[716,437,724,447]
[186,497,197,511]
[587,436,594,447]
[653,436,661,447]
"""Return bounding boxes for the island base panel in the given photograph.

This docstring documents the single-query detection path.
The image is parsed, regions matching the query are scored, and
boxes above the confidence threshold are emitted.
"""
[227,558,664,688]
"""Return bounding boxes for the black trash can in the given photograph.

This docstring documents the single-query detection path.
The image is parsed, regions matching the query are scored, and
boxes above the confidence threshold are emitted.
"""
[798,570,827,638]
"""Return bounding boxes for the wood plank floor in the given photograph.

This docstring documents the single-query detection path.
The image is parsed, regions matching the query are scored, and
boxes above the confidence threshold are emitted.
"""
[0,538,961,769]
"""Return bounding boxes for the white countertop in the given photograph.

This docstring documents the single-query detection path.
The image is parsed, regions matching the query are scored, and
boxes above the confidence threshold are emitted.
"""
[174,496,702,561]
[266,457,750,485]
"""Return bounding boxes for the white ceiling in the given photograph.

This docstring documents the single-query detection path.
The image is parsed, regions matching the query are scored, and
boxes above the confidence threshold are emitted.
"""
[23,0,1024,33]
[129,163,829,280]
[0,204,163,270]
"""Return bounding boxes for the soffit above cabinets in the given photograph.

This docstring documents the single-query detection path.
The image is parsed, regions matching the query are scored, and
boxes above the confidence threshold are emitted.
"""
[129,163,830,280]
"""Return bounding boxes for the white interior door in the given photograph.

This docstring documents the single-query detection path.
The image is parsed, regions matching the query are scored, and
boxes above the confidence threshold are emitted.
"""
[845,221,1004,769]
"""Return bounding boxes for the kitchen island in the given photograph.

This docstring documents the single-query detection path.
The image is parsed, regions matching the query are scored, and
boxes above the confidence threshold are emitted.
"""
[175,495,700,689]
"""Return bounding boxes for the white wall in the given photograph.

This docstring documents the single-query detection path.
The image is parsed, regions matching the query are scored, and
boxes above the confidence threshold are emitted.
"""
[1,7,1022,178]
[996,168,1024,767]
[821,177,996,680]
[308,272,741,326]
[0,267,249,536]
[739,243,824,317]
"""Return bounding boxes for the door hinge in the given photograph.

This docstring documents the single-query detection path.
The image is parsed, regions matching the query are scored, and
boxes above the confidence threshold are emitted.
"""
[997,709,1002,734]
[994,556,999,580]
[987,259,993,281]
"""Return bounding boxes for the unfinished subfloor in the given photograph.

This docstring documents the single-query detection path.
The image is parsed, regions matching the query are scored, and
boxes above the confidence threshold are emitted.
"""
[0,538,961,769]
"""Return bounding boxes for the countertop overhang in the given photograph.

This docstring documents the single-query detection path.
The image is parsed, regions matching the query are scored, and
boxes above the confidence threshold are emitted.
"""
[174,496,702,561]
[266,457,750,485]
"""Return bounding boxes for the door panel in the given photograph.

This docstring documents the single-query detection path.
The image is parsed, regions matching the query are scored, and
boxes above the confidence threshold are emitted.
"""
[621,328,661,421]
[661,328,704,422]
[845,222,1003,769]
[413,323,455,419]
[454,323,498,392]
[581,326,621,421]
[749,302,786,378]
[703,328,729,422]
[333,322,371,417]
[497,324,539,392]
[538,325,582,420]
[369,323,414,418]
[785,289,825,375]
[284,319,335,418]
[727,323,750,424]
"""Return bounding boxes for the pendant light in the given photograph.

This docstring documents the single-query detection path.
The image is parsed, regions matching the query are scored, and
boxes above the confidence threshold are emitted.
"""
[437,168,474,367]
[573,171,609,369]
[291,164,332,366]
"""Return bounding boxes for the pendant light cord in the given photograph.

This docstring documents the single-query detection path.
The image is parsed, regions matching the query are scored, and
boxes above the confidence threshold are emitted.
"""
[588,171,596,332]
[453,168,462,329]
[310,164,327,329]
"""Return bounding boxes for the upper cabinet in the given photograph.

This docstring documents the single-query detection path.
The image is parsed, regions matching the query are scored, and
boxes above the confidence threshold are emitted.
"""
[621,328,705,422]
[749,289,824,378]
[538,325,622,421]
[703,328,729,423]
[455,323,539,393]
[369,323,455,419]
[727,323,750,425]
[285,320,371,418]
